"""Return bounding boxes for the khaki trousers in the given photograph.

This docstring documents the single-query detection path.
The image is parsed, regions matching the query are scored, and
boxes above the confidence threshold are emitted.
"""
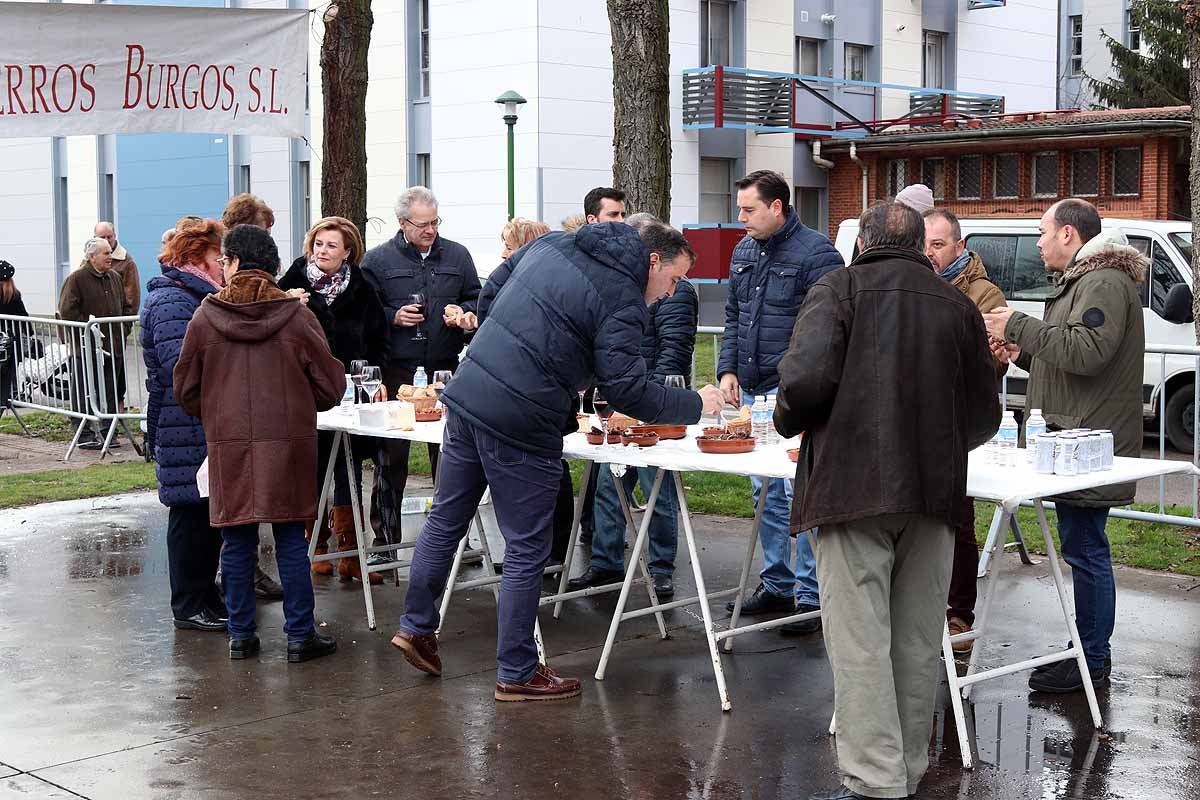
[816,513,954,798]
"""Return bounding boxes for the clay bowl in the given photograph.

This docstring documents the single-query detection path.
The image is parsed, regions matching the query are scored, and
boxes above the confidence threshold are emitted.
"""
[702,426,726,438]
[787,447,800,463]
[697,436,757,454]
[585,428,622,445]
[620,430,660,448]
[415,408,443,423]
[629,424,686,441]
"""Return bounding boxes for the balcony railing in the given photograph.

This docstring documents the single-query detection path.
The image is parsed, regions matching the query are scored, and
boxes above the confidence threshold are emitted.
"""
[682,65,1004,138]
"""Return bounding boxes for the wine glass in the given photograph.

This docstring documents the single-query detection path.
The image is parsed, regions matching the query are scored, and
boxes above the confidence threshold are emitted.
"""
[664,374,686,389]
[593,387,613,448]
[360,366,382,403]
[577,389,586,416]
[349,359,367,403]
[409,293,427,342]
[432,369,452,407]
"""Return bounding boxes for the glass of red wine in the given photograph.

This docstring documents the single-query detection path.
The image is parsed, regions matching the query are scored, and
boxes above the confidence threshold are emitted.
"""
[593,387,613,447]
[410,292,427,342]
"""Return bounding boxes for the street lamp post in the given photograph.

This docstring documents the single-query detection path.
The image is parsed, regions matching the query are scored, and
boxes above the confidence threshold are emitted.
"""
[494,90,526,221]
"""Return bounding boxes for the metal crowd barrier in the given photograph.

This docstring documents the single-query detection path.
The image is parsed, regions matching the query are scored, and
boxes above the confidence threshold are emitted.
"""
[0,313,145,460]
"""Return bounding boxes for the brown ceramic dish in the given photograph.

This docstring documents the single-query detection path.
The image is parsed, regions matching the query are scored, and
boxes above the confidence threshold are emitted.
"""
[702,426,726,437]
[620,430,660,447]
[630,424,686,440]
[697,436,757,454]
[787,448,800,463]
[415,408,443,423]
[586,428,622,445]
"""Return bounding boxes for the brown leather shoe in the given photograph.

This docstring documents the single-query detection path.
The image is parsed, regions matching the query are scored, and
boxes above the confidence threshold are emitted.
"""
[494,663,582,702]
[333,506,382,585]
[391,629,442,676]
[948,616,974,654]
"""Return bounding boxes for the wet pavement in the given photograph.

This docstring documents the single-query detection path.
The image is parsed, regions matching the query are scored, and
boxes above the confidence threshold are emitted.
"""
[1,493,1199,799]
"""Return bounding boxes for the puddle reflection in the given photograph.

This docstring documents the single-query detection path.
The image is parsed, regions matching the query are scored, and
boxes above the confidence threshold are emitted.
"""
[65,526,146,579]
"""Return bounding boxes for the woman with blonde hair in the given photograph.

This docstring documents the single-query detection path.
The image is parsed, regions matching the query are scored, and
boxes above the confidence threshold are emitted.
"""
[500,217,551,260]
[279,216,390,584]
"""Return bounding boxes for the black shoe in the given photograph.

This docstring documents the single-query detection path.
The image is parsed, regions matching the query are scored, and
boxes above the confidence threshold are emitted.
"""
[780,603,822,635]
[808,786,868,800]
[652,574,674,598]
[1028,659,1108,694]
[726,583,794,616]
[1032,645,1110,677]
[288,632,337,663]
[173,609,227,632]
[230,635,260,659]
[254,566,285,601]
[567,565,623,591]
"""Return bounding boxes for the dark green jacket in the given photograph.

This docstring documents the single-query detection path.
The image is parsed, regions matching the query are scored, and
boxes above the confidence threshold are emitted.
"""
[1005,230,1147,507]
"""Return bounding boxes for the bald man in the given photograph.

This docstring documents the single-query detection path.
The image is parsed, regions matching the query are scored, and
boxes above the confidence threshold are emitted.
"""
[94,222,140,313]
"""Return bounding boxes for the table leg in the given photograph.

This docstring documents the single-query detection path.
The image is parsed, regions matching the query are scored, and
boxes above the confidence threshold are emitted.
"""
[309,430,341,560]
[614,467,667,640]
[1033,501,1103,729]
[436,538,468,635]
[964,506,1010,701]
[673,470,733,712]
[941,620,974,769]
[1009,514,1039,566]
[344,435,377,630]
[725,483,769,653]
[554,461,593,619]
[594,469,664,681]
[976,506,1005,578]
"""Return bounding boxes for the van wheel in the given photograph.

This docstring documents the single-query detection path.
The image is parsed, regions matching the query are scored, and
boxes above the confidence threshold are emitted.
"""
[1165,387,1194,453]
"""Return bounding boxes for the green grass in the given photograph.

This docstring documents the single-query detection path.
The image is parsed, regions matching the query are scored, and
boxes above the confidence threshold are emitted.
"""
[0,462,158,509]
[0,411,77,442]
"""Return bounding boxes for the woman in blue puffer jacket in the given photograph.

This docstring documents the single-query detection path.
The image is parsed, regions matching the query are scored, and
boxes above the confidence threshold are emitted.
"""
[142,219,228,632]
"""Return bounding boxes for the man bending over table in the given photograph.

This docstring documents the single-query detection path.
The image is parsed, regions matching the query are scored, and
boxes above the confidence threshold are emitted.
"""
[391,221,723,702]
[775,201,999,800]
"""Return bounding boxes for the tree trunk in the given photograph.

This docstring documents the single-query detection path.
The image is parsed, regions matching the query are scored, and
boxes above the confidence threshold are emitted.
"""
[607,0,671,222]
[319,0,373,238]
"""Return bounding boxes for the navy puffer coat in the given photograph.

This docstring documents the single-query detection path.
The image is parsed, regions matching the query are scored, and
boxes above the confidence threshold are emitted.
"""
[717,210,844,394]
[444,223,703,457]
[642,279,697,386]
[141,268,217,507]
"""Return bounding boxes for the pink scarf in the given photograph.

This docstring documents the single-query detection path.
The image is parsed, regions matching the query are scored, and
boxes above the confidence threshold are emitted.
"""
[178,263,223,290]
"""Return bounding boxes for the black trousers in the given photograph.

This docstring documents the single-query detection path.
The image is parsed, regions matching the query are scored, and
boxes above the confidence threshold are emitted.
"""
[167,502,223,619]
[947,497,978,625]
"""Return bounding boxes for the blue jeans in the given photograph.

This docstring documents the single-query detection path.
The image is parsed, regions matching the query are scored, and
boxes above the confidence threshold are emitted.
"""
[742,388,818,607]
[1055,504,1114,670]
[399,412,561,684]
[591,466,678,577]
[221,521,315,642]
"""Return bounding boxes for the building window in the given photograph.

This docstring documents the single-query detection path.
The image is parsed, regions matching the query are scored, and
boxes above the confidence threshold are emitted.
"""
[101,172,114,222]
[1069,15,1083,75]
[885,159,907,197]
[1032,152,1059,197]
[1127,9,1141,52]
[419,0,431,97]
[237,164,251,195]
[1111,146,1141,196]
[699,157,732,223]
[796,187,822,231]
[922,31,946,90]
[298,160,311,229]
[417,153,432,189]
[845,43,867,82]
[993,154,1019,199]
[1071,149,1099,196]
[957,155,981,200]
[796,37,820,76]
[922,158,945,200]
[700,0,731,67]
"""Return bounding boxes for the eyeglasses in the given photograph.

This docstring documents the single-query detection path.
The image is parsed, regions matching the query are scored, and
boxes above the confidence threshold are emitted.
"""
[217,255,229,266]
[403,216,442,231]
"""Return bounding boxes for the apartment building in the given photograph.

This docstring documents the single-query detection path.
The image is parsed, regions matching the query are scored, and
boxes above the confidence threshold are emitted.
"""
[1058,0,1141,110]
[2,0,1069,314]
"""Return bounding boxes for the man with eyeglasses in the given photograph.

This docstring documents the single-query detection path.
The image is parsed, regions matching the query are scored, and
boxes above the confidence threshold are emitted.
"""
[360,186,482,571]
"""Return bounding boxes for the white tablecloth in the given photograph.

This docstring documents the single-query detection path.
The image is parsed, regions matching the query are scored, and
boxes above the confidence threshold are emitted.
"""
[317,408,445,445]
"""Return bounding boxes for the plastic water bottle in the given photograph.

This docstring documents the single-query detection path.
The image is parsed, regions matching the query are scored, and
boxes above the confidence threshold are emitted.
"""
[1024,408,1046,463]
[751,395,769,444]
[413,367,427,388]
[765,395,779,446]
[998,410,1019,467]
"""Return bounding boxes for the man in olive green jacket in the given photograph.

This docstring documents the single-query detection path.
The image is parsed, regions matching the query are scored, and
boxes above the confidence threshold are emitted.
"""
[984,198,1146,695]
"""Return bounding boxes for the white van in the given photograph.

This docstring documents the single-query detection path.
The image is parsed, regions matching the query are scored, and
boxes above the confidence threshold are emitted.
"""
[834,217,1197,451]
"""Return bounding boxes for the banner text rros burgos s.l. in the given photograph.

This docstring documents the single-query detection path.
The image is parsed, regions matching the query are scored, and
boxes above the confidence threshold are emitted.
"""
[0,2,307,139]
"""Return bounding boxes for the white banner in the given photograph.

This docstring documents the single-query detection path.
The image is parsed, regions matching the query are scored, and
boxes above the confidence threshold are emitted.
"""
[0,2,308,139]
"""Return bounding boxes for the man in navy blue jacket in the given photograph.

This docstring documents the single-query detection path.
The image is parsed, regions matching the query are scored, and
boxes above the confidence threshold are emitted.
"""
[391,222,723,702]
[718,170,844,632]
